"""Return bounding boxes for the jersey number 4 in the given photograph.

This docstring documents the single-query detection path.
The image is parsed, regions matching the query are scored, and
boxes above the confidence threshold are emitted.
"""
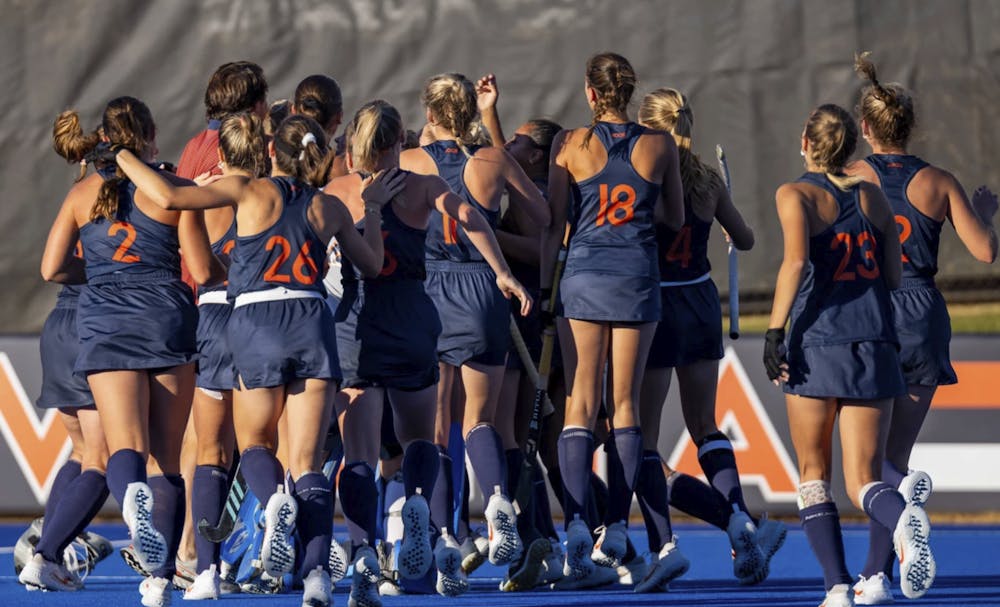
[831,231,879,281]
[263,235,319,285]
[596,184,636,226]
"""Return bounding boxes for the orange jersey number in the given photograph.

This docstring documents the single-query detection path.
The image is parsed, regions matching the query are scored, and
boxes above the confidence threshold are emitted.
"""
[596,184,636,226]
[263,235,318,285]
[442,215,461,246]
[831,231,880,281]
[665,226,692,268]
[108,222,141,263]
[895,215,912,263]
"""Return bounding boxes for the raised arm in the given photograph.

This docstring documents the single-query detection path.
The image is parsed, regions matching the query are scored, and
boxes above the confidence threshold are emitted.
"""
[41,191,86,284]
[946,175,998,263]
[178,210,227,286]
[432,180,532,315]
[476,74,506,148]
[116,149,244,210]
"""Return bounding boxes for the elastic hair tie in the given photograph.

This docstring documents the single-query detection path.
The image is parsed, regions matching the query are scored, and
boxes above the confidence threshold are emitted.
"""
[300,132,317,160]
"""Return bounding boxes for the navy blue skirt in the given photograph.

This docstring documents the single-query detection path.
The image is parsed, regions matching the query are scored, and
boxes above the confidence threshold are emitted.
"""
[75,276,198,374]
[892,281,957,387]
[560,272,660,323]
[37,304,93,409]
[229,297,341,389]
[425,261,509,367]
[647,279,724,369]
[196,301,236,392]
[784,340,906,400]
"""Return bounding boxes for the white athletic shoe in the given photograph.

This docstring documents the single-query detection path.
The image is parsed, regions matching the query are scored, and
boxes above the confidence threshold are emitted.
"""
[183,565,220,600]
[434,533,469,597]
[615,542,647,586]
[140,576,174,607]
[398,493,433,579]
[591,522,628,568]
[634,538,690,593]
[173,556,197,590]
[260,490,298,577]
[18,552,82,591]
[893,504,935,599]
[13,518,44,576]
[820,583,855,607]
[484,493,523,565]
[500,536,550,591]
[329,537,350,583]
[562,518,596,583]
[728,511,767,584]
[853,572,893,605]
[459,529,489,574]
[537,539,565,586]
[302,566,333,607]
[898,470,932,507]
[349,544,382,607]
[124,482,167,573]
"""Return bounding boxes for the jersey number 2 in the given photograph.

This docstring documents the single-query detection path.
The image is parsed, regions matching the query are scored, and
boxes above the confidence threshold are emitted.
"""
[108,222,140,263]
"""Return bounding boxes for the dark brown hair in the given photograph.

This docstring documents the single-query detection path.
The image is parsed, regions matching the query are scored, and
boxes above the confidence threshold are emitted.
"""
[293,75,343,133]
[204,61,268,121]
[854,52,915,149]
[52,111,101,180]
[804,104,861,191]
[272,115,329,188]
[583,52,636,147]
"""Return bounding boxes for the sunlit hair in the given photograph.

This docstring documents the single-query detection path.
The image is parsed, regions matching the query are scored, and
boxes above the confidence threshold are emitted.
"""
[854,51,915,149]
[219,112,267,177]
[638,88,720,202]
[582,52,636,148]
[52,110,101,181]
[804,104,862,191]
[293,75,343,134]
[204,61,268,120]
[421,73,480,156]
[272,115,329,188]
[346,100,403,174]
[96,98,157,221]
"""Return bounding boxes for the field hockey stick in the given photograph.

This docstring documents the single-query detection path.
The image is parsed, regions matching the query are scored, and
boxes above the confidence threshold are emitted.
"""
[716,145,740,340]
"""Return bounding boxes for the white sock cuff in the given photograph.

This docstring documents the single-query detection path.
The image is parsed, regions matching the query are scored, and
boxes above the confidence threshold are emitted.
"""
[797,479,833,509]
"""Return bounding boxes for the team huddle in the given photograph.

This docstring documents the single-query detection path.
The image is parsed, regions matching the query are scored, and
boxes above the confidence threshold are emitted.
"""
[12,49,998,607]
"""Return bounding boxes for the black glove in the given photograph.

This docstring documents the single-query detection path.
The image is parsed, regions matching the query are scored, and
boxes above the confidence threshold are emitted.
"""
[539,287,555,328]
[763,328,787,382]
[85,142,126,166]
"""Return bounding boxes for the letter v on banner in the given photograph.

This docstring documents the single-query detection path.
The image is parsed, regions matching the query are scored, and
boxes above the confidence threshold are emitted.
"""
[0,353,71,504]
[667,347,799,502]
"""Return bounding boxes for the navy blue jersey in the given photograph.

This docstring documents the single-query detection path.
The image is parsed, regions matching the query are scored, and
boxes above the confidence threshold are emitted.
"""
[79,169,182,281]
[227,177,327,298]
[56,242,85,306]
[863,154,939,280]
[198,220,236,297]
[342,201,427,288]
[657,193,713,282]
[423,141,499,263]
[563,122,660,281]
[787,173,897,349]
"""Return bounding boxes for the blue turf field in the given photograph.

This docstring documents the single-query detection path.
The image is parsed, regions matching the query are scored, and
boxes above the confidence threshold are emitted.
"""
[2,522,998,606]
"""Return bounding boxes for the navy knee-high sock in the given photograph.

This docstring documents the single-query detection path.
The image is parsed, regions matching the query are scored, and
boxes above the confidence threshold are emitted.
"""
[860,481,906,578]
[149,475,185,580]
[240,446,284,505]
[532,462,559,541]
[456,471,471,543]
[447,426,467,541]
[666,471,732,530]
[430,447,454,536]
[696,431,749,515]
[402,440,438,500]
[106,449,146,508]
[340,462,378,549]
[43,459,81,529]
[800,502,852,590]
[294,472,333,575]
[193,465,228,572]
[605,427,642,525]
[882,461,906,488]
[635,450,672,552]
[36,470,108,562]
[556,428,593,526]
[465,424,507,500]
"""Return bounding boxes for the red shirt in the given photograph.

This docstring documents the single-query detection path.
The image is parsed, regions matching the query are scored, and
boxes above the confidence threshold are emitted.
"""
[177,121,223,291]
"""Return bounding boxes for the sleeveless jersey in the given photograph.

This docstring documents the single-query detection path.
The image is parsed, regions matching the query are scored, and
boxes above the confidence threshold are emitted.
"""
[342,200,428,291]
[863,154,939,280]
[198,220,237,297]
[788,173,896,348]
[227,177,327,297]
[657,190,713,282]
[564,122,659,280]
[79,166,182,281]
[423,141,499,263]
[55,242,86,307]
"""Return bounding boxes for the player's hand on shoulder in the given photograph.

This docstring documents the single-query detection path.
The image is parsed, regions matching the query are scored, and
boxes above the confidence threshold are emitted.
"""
[497,272,532,316]
[361,168,407,209]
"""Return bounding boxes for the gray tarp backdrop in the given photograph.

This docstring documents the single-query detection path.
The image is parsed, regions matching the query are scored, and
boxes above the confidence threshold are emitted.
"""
[1,0,999,333]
